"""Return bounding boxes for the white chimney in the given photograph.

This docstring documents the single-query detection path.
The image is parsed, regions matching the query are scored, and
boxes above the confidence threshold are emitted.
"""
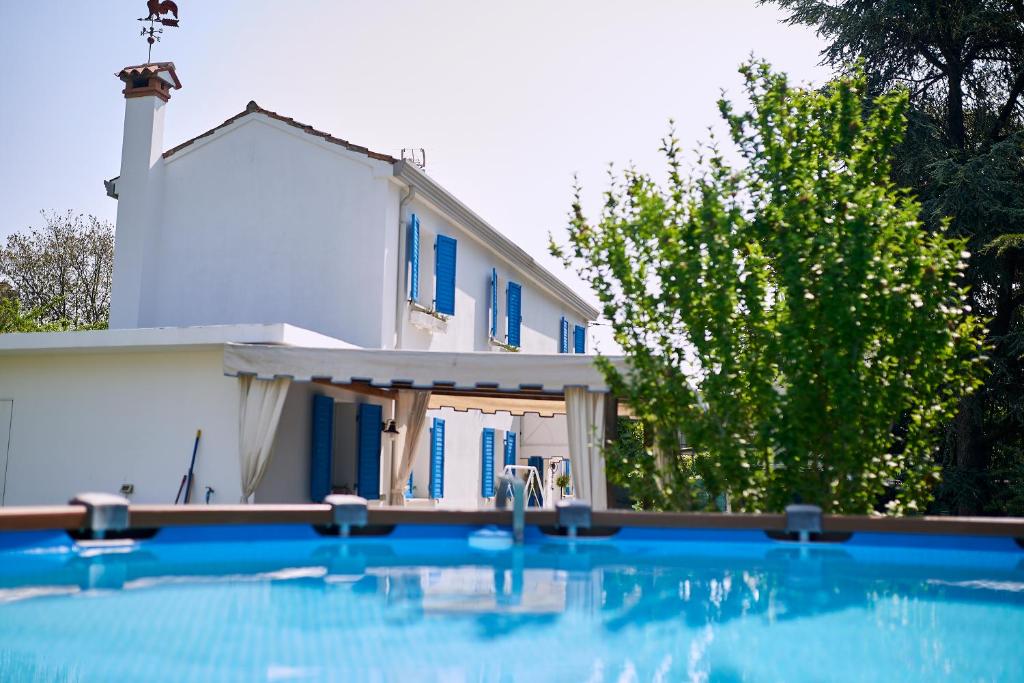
[108,63,181,329]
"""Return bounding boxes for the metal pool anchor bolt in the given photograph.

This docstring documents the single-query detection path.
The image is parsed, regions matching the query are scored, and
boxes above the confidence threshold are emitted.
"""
[785,504,822,543]
[325,494,368,537]
[556,500,592,539]
[69,492,131,540]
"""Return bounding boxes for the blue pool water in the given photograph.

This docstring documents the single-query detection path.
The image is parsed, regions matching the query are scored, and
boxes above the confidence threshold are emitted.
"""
[0,524,1022,682]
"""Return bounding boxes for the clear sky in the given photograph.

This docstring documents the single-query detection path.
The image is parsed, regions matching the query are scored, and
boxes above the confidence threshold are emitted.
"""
[0,0,830,351]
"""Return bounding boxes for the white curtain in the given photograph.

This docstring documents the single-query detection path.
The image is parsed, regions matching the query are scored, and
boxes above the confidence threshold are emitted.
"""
[565,386,607,510]
[387,389,431,505]
[238,375,291,503]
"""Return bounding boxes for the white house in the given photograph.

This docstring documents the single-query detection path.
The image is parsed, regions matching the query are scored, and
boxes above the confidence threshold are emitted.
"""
[0,62,616,510]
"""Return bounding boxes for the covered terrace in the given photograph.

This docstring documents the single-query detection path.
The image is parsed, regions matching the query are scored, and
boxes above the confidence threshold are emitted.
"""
[224,344,629,509]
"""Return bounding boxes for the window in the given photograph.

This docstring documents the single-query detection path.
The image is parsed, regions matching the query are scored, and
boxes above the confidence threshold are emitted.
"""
[489,268,498,338]
[503,432,517,467]
[506,282,522,347]
[357,402,382,500]
[310,394,334,503]
[429,417,446,498]
[481,428,496,498]
[574,324,586,354]
[434,235,457,315]
[408,214,420,302]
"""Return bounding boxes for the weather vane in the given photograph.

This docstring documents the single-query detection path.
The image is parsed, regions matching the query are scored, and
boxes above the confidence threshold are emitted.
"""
[138,0,180,63]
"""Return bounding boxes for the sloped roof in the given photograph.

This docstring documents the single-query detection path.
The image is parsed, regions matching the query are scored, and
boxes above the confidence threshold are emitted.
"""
[162,100,396,162]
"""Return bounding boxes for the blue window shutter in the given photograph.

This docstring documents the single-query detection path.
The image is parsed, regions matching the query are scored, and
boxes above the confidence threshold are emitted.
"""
[503,432,516,467]
[506,282,522,347]
[490,268,498,338]
[574,324,586,354]
[559,317,569,353]
[406,471,413,499]
[429,417,446,498]
[408,214,420,302]
[310,394,334,502]
[527,456,544,507]
[481,428,495,498]
[434,235,457,315]
[563,459,572,495]
[357,403,382,500]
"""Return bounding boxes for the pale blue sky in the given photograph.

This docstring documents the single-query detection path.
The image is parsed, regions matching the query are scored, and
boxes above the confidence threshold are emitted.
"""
[0,1,830,349]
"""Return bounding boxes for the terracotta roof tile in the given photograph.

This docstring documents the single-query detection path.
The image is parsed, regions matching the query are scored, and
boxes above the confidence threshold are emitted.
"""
[117,62,182,89]
[162,101,396,163]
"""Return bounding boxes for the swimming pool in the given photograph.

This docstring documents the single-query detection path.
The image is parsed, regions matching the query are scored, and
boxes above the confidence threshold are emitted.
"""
[0,507,1022,682]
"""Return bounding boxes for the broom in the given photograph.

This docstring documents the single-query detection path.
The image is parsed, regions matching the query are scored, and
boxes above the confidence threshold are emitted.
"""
[174,429,202,504]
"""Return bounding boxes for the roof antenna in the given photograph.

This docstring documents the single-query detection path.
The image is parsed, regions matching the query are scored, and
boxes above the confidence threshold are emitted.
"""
[138,0,180,63]
[401,148,426,171]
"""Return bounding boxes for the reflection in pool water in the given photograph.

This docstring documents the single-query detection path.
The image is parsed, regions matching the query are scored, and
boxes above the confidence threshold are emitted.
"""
[0,528,1021,682]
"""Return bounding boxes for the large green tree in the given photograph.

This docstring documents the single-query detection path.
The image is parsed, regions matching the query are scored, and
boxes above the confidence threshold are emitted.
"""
[0,211,114,329]
[766,0,1024,514]
[553,63,985,514]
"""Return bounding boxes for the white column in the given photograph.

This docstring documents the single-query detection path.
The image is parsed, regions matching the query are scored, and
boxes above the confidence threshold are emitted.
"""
[109,94,166,329]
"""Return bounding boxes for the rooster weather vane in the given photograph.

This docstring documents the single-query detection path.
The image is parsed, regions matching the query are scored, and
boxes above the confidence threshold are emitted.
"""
[138,0,179,62]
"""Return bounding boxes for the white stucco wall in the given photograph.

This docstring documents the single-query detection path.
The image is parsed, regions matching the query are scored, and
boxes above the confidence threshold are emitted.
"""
[109,95,167,329]
[394,198,591,354]
[135,114,397,348]
[0,348,240,506]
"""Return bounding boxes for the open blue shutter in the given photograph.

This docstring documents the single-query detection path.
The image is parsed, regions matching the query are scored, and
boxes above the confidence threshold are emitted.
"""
[563,459,572,495]
[435,235,457,315]
[481,428,495,498]
[357,403,382,500]
[310,394,334,502]
[559,317,569,353]
[506,282,522,347]
[574,324,586,353]
[408,214,420,301]
[490,268,498,338]
[429,417,446,498]
[503,432,516,467]
[406,471,413,499]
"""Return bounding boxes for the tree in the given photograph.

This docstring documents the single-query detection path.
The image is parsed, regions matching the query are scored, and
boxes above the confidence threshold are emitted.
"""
[765,0,1024,514]
[0,211,114,328]
[552,62,986,514]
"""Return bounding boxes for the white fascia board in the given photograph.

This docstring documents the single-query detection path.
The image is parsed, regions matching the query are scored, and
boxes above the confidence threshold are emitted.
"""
[0,323,358,356]
[393,161,600,322]
[224,343,626,391]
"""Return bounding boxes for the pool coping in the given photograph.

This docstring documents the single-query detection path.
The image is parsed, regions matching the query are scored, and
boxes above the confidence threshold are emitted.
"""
[0,505,1022,538]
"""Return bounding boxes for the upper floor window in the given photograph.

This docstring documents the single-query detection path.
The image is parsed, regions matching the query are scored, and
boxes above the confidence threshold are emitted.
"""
[434,235,457,316]
[408,214,420,302]
[573,324,586,353]
[506,281,522,347]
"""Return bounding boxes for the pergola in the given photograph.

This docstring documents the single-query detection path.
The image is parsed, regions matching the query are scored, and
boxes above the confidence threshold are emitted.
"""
[223,344,629,509]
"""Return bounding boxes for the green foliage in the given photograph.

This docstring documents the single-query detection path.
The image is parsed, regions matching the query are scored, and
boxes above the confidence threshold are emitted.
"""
[766,0,1024,515]
[606,419,658,510]
[0,211,114,328]
[1,297,65,333]
[554,62,986,514]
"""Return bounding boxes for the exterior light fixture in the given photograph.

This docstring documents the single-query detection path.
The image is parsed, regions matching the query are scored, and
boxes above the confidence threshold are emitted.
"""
[382,420,400,440]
